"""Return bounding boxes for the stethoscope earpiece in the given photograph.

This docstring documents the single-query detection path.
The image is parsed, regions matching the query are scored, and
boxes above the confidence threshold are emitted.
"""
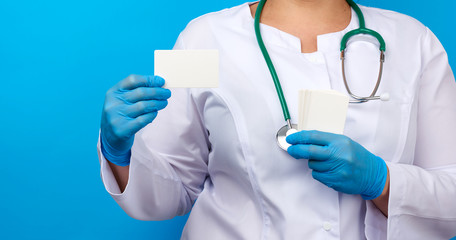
[380,93,390,101]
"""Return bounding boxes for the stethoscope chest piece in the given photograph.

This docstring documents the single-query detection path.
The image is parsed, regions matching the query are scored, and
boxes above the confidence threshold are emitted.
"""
[276,124,298,150]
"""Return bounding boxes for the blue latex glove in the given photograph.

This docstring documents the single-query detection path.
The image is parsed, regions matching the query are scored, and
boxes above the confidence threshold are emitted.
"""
[286,130,388,200]
[100,75,171,166]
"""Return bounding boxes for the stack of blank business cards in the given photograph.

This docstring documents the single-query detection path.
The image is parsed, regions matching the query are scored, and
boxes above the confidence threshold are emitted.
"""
[298,89,349,134]
[154,50,219,88]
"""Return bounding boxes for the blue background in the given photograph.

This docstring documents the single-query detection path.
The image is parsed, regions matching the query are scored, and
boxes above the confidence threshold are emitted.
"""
[0,0,455,239]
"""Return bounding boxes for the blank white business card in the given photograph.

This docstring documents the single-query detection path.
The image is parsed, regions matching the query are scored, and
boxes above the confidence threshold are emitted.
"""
[154,50,219,88]
[298,89,349,134]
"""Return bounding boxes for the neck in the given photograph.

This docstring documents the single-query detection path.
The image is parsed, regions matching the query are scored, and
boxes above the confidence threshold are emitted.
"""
[250,0,352,53]
[262,0,350,28]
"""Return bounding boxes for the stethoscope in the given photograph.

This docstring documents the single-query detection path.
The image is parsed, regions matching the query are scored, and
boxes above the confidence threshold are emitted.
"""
[254,0,390,150]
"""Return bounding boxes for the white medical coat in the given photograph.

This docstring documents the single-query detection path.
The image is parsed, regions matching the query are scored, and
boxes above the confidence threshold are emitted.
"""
[98,2,456,239]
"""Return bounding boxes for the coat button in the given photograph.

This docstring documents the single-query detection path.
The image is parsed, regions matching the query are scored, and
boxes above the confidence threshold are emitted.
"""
[323,221,332,231]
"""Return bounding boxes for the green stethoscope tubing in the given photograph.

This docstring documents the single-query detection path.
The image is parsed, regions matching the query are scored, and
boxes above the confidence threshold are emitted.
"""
[254,0,292,125]
[254,0,387,126]
[342,0,386,52]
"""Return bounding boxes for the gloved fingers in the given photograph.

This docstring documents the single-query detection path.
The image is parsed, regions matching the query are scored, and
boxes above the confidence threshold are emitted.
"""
[124,100,168,118]
[122,87,171,103]
[307,159,337,172]
[287,144,330,160]
[311,171,337,189]
[126,111,159,134]
[286,130,340,146]
[106,120,133,141]
[117,75,165,91]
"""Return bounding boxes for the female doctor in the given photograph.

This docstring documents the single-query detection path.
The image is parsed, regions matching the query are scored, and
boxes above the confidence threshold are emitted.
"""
[98,0,456,239]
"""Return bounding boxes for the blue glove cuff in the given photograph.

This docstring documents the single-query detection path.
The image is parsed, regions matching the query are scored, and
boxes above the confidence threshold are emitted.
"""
[100,133,131,167]
[361,156,388,200]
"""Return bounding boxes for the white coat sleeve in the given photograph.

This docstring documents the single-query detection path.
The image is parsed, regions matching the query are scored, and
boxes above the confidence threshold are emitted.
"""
[369,28,456,239]
[97,34,210,221]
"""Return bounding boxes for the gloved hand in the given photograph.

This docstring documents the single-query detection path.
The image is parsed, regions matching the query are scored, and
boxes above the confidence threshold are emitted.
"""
[286,130,388,200]
[100,75,171,166]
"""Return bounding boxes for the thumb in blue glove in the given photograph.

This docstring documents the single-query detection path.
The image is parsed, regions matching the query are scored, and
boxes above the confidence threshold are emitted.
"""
[286,130,388,200]
[100,75,171,166]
